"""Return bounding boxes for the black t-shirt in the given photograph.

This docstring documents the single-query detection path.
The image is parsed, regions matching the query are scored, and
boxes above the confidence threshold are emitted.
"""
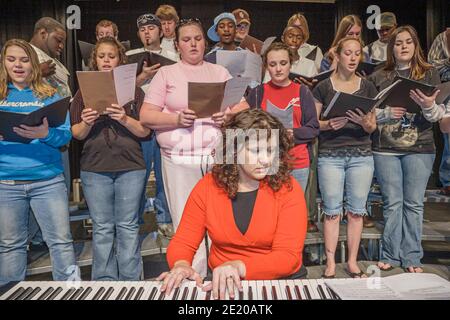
[231,189,258,235]
[70,88,148,173]
[312,77,378,156]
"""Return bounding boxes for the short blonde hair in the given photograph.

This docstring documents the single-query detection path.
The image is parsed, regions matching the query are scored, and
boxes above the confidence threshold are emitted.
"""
[96,20,119,38]
[155,4,179,23]
[286,13,310,43]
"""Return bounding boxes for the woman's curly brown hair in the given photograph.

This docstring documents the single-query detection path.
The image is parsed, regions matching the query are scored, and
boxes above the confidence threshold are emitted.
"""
[88,36,127,71]
[212,109,294,199]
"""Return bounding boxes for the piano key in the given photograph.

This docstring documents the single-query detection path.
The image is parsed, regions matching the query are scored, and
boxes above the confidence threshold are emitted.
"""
[306,280,321,300]
[5,286,25,300]
[146,284,160,300]
[16,287,33,300]
[181,286,190,300]
[37,287,54,301]
[274,280,287,300]
[263,281,273,300]
[78,287,93,300]
[247,281,256,300]
[125,286,137,300]
[69,287,85,300]
[256,281,265,300]
[196,281,209,301]
[288,280,305,300]
[102,287,115,300]
[316,279,332,300]
[92,286,106,300]
[189,286,197,300]
[60,287,76,300]
[178,281,195,300]
[165,286,180,300]
[283,283,293,300]
[24,287,42,300]
[134,287,145,300]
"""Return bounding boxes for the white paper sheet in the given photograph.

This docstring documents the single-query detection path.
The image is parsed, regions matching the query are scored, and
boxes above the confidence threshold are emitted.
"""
[221,77,251,109]
[113,63,137,107]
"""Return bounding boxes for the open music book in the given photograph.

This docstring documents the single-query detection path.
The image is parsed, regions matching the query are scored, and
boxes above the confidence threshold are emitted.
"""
[239,35,276,55]
[357,60,385,76]
[188,77,251,118]
[127,51,177,75]
[289,69,334,83]
[76,63,137,114]
[324,273,450,300]
[0,97,70,143]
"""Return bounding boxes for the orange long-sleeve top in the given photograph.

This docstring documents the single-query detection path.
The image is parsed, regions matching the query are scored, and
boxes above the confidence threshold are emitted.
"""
[166,173,308,280]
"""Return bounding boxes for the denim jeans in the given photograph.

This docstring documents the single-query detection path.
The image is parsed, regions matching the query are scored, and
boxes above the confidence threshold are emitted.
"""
[291,167,310,191]
[81,169,146,281]
[440,133,450,187]
[0,174,77,284]
[374,153,435,268]
[28,149,71,245]
[318,156,374,216]
[139,135,171,224]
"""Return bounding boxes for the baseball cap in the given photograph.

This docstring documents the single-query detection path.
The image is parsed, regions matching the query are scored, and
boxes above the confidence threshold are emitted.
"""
[207,12,237,42]
[232,9,251,25]
[137,13,161,29]
[378,12,397,29]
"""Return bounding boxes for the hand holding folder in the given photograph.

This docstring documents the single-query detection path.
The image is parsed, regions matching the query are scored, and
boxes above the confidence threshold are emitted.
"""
[76,64,137,114]
[188,77,251,118]
[0,97,70,143]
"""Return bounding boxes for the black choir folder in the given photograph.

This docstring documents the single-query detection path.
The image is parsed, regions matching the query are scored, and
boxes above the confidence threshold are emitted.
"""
[289,69,334,83]
[126,51,177,75]
[323,76,439,119]
[0,97,70,143]
[357,61,385,76]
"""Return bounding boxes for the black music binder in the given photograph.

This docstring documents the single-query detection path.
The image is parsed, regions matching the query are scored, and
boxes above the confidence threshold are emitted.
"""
[127,51,176,75]
[289,69,334,83]
[0,97,70,143]
[356,61,385,76]
[322,92,377,119]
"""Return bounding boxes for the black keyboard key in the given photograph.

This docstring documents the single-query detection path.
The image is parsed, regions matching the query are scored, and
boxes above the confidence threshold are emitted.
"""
[37,287,54,301]
[294,285,302,300]
[181,287,189,300]
[190,287,197,300]
[239,290,244,300]
[148,287,157,300]
[317,285,326,300]
[134,287,144,300]
[158,291,165,300]
[271,286,278,300]
[6,287,25,300]
[79,287,93,300]
[48,287,63,300]
[24,287,42,300]
[248,286,253,300]
[205,291,211,300]
[115,287,128,300]
[172,287,180,300]
[285,286,293,300]
[125,287,136,300]
[92,287,105,300]
[70,287,84,300]
[16,287,33,300]
[303,285,312,300]
[102,287,114,300]
[262,286,268,300]
[61,288,76,300]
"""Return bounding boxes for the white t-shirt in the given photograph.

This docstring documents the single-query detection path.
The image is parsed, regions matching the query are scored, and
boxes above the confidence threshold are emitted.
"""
[161,37,177,55]
[363,39,388,62]
[298,43,324,73]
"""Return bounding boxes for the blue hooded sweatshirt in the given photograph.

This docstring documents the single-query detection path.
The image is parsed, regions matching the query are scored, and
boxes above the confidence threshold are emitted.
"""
[0,83,72,180]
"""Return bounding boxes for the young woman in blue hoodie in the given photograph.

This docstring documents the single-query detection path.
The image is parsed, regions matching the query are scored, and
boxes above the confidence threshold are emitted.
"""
[0,39,77,284]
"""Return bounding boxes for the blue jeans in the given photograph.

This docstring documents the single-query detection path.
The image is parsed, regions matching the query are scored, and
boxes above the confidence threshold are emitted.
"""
[440,133,450,187]
[139,135,171,224]
[374,153,435,268]
[318,156,374,216]
[0,174,77,284]
[28,149,71,245]
[291,167,310,191]
[81,170,146,281]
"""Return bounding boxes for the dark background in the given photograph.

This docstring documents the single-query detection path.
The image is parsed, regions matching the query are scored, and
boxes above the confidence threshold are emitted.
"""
[0,0,449,184]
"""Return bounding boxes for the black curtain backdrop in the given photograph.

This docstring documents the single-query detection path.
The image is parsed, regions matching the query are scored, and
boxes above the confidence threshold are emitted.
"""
[0,0,448,183]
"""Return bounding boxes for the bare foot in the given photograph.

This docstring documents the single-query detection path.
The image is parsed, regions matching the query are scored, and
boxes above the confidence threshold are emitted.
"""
[377,262,393,271]
[324,264,336,277]
[406,266,423,273]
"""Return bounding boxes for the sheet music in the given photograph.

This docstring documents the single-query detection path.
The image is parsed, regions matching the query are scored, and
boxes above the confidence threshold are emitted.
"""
[221,77,251,108]
[113,63,137,107]
[325,273,450,300]
[216,51,247,77]
[243,51,263,84]
[261,36,276,55]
